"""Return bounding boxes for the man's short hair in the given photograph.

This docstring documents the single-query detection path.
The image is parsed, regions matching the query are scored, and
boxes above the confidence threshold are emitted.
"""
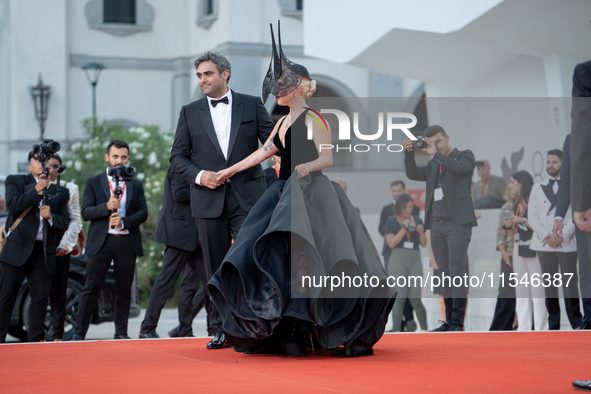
[107,140,130,154]
[27,150,37,162]
[391,180,406,190]
[547,149,562,160]
[194,51,232,83]
[424,125,447,138]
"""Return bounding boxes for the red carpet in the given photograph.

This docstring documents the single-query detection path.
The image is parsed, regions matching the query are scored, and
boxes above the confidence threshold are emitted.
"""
[1,331,589,393]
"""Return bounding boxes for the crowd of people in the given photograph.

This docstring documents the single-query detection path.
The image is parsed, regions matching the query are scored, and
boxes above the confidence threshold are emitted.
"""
[0,26,590,370]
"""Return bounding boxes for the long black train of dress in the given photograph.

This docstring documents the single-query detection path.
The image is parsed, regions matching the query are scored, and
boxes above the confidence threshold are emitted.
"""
[208,111,396,357]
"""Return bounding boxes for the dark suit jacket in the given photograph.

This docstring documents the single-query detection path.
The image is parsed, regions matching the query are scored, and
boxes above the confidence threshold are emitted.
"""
[405,148,477,229]
[81,172,148,257]
[571,60,591,212]
[555,133,571,219]
[170,90,274,219]
[153,166,198,252]
[0,174,70,275]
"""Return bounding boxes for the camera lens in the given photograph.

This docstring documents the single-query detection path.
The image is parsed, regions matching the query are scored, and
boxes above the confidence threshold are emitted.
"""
[412,136,427,149]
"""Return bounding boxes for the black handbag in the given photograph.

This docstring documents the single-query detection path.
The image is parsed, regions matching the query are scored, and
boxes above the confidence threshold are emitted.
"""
[518,244,536,258]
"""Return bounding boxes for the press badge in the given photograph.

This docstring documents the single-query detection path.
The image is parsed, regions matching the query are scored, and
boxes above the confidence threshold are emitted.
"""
[403,241,414,249]
[434,187,444,201]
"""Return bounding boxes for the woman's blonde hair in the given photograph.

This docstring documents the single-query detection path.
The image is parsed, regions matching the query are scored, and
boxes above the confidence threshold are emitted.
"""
[300,78,317,97]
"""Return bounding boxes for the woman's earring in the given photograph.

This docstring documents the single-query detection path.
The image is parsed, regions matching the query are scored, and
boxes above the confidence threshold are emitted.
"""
[294,93,298,97]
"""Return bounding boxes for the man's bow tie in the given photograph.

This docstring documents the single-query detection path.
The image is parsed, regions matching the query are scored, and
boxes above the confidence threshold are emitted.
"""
[211,97,229,107]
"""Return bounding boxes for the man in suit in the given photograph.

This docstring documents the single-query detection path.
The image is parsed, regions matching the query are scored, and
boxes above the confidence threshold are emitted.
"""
[403,125,477,331]
[529,149,582,329]
[554,134,591,330]
[170,51,273,349]
[0,149,70,342]
[168,265,208,337]
[139,165,209,338]
[73,140,148,340]
[571,59,591,328]
[46,154,83,341]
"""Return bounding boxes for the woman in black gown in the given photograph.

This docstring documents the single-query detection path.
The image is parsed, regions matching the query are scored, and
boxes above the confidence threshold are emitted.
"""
[208,23,395,357]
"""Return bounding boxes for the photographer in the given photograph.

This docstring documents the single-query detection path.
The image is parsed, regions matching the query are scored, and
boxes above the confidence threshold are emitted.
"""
[0,146,70,342]
[73,140,148,340]
[472,159,506,209]
[403,125,477,332]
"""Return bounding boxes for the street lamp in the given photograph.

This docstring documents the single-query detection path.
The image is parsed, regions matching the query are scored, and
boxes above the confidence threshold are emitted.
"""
[29,74,52,141]
[82,62,105,120]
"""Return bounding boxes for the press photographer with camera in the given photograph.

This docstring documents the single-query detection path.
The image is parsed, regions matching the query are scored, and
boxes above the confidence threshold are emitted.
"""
[73,140,148,340]
[403,125,477,332]
[0,143,70,342]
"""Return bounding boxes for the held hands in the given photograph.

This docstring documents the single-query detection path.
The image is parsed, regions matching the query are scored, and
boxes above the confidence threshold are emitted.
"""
[202,171,225,190]
[107,195,121,211]
[542,233,563,249]
[39,205,51,221]
[215,168,236,184]
[109,212,123,228]
[56,248,68,257]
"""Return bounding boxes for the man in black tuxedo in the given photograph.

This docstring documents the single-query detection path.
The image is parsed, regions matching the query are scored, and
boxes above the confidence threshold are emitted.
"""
[139,165,209,338]
[74,140,148,340]
[0,150,70,342]
[571,59,591,329]
[553,134,591,329]
[403,125,477,331]
[170,52,273,349]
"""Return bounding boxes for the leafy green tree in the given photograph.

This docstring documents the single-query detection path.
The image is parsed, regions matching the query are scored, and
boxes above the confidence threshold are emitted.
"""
[63,119,173,305]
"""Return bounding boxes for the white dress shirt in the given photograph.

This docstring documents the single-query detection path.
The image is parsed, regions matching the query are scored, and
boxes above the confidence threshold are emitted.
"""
[196,90,232,185]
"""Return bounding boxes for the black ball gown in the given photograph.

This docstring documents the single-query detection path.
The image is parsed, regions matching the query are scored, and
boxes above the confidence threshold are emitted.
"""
[208,110,395,357]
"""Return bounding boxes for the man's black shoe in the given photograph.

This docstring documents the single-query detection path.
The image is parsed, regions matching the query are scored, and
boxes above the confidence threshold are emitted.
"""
[71,334,84,341]
[448,324,464,331]
[573,380,591,391]
[429,322,450,332]
[576,321,591,330]
[114,334,131,340]
[207,332,230,349]
[168,326,181,338]
[139,331,160,339]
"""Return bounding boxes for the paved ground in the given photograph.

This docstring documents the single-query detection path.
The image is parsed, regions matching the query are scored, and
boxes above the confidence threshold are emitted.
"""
[6,308,210,343]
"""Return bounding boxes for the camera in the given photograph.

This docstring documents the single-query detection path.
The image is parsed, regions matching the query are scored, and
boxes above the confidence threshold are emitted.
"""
[33,139,61,165]
[412,136,428,149]
[108,165,135,183]
[502,209,512,218]
[475,161,485,167]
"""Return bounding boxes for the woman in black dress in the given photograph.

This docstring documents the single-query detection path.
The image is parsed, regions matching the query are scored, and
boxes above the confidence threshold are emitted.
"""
[209,22,395,357]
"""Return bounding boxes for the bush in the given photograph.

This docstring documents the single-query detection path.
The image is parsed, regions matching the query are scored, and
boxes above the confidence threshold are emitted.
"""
[63,119,173,306]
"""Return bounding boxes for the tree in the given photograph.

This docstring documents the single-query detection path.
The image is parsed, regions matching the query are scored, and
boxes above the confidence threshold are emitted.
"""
[63,119,173,305]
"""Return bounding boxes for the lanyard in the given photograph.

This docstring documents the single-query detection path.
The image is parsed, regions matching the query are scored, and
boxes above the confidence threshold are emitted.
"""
[397,217,411,241]
[108,181,126,198]
[480,177,491,197]
[274,165,280,178]
[514,202,527,231]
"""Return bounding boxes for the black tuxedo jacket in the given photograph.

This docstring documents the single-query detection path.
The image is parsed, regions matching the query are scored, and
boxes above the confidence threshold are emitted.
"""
[81,172,148,257]
[170,90,274,219]
[153,166,198,252]
[405,148,477,229]
[0,174,70,274]
[555,133,571,219]
[571,60,591,212]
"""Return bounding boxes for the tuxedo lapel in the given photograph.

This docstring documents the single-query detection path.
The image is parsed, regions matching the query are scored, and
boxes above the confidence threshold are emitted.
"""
[100,172,111,201]
[125,180,134,210]
[226,91,243,162]
[199,99,225,159]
